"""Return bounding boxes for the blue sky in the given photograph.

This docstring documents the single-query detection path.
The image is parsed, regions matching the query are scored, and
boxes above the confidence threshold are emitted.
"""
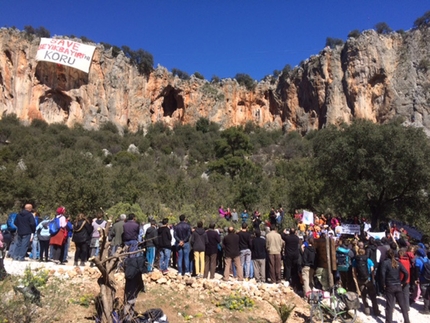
[1,1,428,80]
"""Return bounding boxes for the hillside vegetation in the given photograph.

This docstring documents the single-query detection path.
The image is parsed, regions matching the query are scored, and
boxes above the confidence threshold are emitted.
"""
[1,115,430,236]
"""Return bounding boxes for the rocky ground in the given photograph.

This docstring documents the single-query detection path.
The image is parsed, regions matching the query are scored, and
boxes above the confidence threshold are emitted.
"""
[2,256,429,323]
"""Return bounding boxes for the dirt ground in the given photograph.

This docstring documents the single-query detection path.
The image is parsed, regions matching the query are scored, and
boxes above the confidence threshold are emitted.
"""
[1,272,311,323]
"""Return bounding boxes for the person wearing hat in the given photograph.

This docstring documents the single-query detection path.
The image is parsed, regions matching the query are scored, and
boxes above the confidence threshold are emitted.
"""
[50,206,68,264]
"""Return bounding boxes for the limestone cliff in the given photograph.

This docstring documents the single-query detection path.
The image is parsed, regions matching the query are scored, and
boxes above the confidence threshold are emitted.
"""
[0,27,429,133]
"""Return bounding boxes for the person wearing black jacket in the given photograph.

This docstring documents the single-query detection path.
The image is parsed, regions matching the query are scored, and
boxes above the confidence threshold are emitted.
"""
[145,220,158,273]
[13,204,36,261]
[174,214,192,276]
[380,249,410,323]
[281,228,300,286]
[157,218,172,274]
[72,213,93,266]
[222,227,243,281]
[190,221,208,278]
[251,230,267,283]
[204,223,220,279]
[301,237,316,295]
[238,222,252,280]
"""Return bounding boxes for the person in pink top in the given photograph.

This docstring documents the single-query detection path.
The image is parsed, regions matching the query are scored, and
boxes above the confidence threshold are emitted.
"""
[218,206,227,218]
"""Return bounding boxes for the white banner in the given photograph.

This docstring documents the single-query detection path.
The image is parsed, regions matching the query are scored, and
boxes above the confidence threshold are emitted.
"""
[338,224,361,235]
[302,210,314,225]
[367,231,386,240]
[36,38,96,73]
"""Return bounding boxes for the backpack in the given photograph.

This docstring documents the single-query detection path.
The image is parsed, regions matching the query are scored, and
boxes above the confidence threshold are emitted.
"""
[6,213,18,233]
[49,217,61,236]
[355,255,370,281]
[336,247,351,272]
[421,257,430,282]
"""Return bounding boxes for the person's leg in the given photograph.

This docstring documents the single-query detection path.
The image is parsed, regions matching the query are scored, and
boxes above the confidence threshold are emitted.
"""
[402,283,410,312]
[199,251,205,276]
[366,281,380,315]
[302,266,310,295]
[253,260,260,282]
[275,254,282,283]
[31,237,39,260]
[234,256,243,280]
[385,287,395,323]
[63,237,70,262]
[269,254,276,283]
[284,256,292,282]
[146,247,155,272]
[177,245,184,275]
[194,251,200,275]
[224,257,232,280]
[395,287,410,323]
[245,249,251,279]
[81,242,88,264]
[14,235,23,260]
[260,259,266,283]
[420,283,430,313]
[183,242,191,275]
[204,254,210,278]
[210,253,217,279]
[74,242,81,264]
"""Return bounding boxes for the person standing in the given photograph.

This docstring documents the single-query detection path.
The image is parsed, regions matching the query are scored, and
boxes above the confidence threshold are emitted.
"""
[110,214,126,255]
[266,225,283,284]
[222,227,243,281]
[30,211,41,260]
[158,218,172,274]
[241,210,249,224]
[72,213,92,266]
[415,248,430,314]
[62,214,73,263]
[145,220,158,272]
[381,249,410,323]
[13,203,36,261]
[174,214,192,276]
[238,222,252,280]
[282,228,300,286]
[301,237,316,295]
[122,213,139,253]
[36,216,51,262]
[204,223,220,279]
[190,221,208,278]
[352,248,380,316]
[251,230,267,283]
[50,206,68,264]
[89,212,108,265]
[231,209,239,223]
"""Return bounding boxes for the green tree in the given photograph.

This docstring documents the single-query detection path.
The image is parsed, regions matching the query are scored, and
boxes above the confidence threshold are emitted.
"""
[312,119,430,229]
[348,29,361,39]
[193,72,205,80]
[171,68,190,80]
[325,37,344,49]
[413,10,430,29]
[234,73,256,91]
[374,22,392,34]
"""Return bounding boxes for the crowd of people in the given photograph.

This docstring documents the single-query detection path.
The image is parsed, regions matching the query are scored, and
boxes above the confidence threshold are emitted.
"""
[1,204,430,322]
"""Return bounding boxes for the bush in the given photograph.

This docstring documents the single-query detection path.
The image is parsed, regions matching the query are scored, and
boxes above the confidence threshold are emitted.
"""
[413,10,430,29]
[348,29,361,39]
[211,75,221,83]
[325,37,344,49]
[374,22,392,34]
[193,71,205,80]
[172,68,190,80]
[121,46,154,76]
[234,73,256,91]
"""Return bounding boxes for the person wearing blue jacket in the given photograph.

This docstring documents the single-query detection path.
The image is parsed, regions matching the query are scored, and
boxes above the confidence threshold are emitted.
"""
[13,204,36,261]
[36,216,51,262]
[415,248,430,314]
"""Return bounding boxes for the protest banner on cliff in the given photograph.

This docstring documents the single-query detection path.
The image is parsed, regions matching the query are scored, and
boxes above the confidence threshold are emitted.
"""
[36,38,96,73]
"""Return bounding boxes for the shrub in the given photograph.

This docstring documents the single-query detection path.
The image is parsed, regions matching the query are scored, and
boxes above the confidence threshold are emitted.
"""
[121,45,154,76]
[211,75,221,83]
[193,71,205,80]
[234,73,256,91]
[413,10,430,29]
[325,37,344,49]
[374,22,392,34]
[348,29,361,39]
[215,292,255,311]
[172,68,190,80]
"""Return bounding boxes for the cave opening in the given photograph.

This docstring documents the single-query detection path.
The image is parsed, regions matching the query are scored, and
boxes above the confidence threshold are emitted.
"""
[161,86,184,117]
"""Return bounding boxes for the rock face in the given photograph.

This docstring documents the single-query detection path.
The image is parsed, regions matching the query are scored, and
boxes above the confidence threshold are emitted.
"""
[0,27,429,133]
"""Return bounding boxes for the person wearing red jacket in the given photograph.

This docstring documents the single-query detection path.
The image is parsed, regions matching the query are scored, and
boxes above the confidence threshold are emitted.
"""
[398,248,411,311]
